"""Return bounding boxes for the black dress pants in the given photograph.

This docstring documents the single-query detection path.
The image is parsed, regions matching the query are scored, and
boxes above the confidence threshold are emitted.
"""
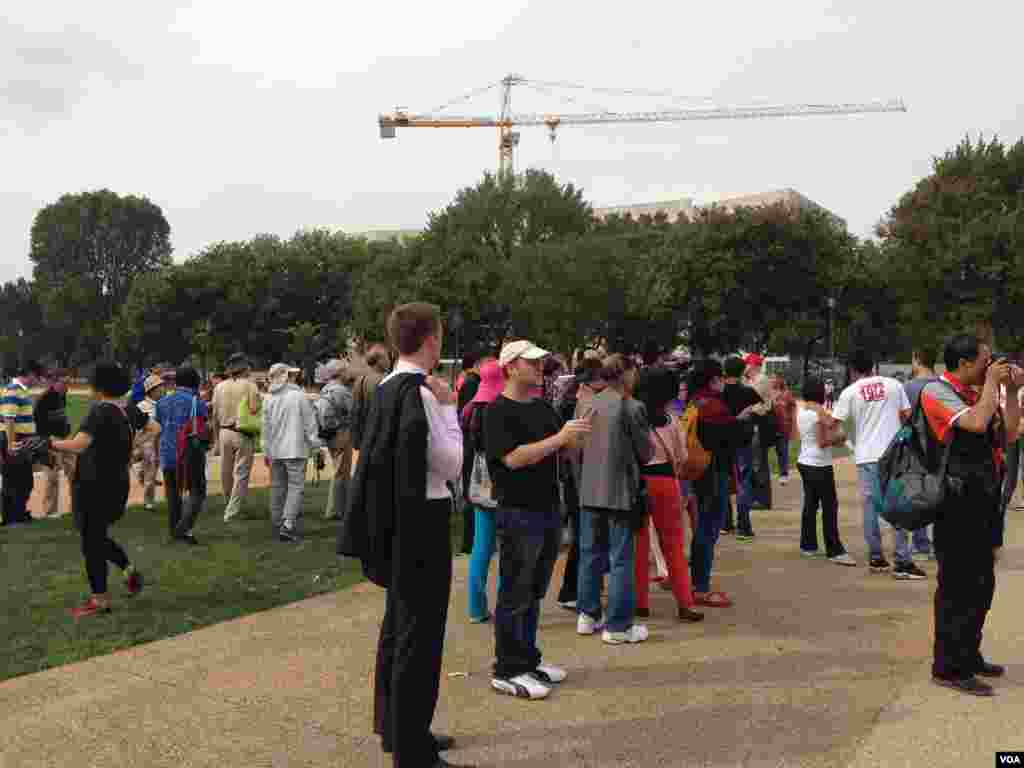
[374,499,453,768]
[932,491,997,680]
[1,458,34,524]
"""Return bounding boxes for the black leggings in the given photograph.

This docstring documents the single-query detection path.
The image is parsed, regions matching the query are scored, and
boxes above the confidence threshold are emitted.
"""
[797,463,845,557]
[81,514,129,594]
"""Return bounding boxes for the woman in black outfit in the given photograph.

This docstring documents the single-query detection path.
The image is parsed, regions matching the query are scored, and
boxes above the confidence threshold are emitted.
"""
[51,362,155,619]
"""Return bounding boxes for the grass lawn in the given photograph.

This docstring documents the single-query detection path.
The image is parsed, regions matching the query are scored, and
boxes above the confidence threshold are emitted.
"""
[0,481,463,683]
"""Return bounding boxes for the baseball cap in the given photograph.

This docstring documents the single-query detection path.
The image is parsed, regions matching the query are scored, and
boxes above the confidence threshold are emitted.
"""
[499,340,550,367]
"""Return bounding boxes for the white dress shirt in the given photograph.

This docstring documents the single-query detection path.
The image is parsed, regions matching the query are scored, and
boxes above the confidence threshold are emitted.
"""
[381,361,463,500]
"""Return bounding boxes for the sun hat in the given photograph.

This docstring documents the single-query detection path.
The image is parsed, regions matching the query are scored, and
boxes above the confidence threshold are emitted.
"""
[471,360,506,404]
[499,340,550,367]
[268,363,296,386]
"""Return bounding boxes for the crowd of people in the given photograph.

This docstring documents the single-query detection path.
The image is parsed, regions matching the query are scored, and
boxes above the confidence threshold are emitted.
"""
[2,303,1018,767]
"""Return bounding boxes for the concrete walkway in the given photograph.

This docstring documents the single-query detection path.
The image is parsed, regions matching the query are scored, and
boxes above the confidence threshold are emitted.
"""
[1,462,1022,768]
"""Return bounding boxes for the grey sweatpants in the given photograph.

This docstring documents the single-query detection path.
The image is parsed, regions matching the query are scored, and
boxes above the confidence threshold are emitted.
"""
[270,458,307,532]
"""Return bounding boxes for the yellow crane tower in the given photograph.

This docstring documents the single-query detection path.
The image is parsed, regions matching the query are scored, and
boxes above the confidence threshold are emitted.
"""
[379,74,907,177]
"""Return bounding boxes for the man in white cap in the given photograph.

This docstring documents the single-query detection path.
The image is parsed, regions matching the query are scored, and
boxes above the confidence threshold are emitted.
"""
[315,358,354,520]
[484,339,591,701]
[211,353,261,522]
[262,363,321,542]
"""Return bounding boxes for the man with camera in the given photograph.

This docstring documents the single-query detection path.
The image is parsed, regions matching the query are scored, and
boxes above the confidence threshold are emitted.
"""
[920,336,1021,696]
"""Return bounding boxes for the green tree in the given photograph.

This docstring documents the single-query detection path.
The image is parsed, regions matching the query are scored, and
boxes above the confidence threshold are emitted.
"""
[878,136,1024,350]
[29,189,172,362]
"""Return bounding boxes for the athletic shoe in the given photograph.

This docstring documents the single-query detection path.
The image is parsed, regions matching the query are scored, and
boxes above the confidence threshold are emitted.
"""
[736,533,755,543]
[556,599,577,611]
[800,549,823,558]
[829,553,858,567]
[144,503,155,512]
[893,562,927,580]
[69,598,111,620]
[602,625,650,645]
[868,557,891,573]
[577,613,605,636]
[491,674,551,700]
[977,661,1006,678]
[532,663,567,684]
[126,570,145,596]
[279,527,301,543]
[176,532,199,545]
[720,527,735,536]
[932,676,994,697]
[912,551,932,563]
[468,613,491,624]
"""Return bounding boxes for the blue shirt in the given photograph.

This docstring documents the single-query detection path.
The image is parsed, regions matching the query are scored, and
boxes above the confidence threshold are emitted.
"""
[154,388,208,469]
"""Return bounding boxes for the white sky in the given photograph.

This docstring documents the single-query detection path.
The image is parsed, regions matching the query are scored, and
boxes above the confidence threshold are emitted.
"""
[2,1,1023,281]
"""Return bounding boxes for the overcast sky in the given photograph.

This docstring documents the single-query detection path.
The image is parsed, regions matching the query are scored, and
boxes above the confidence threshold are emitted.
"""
[3,1,1023,282]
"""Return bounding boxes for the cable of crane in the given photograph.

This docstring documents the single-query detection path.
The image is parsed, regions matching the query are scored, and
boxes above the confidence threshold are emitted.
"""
[522,83,615,116]
[428,81,502,114]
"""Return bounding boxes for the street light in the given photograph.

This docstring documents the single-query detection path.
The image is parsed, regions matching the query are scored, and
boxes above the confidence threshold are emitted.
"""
[827,297,837,360]
[449,307,464,386]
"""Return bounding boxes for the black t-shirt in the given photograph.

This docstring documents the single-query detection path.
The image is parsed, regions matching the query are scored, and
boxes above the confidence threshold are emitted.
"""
[74,402,148,487]
[483,395,562,512]
[722,383,761,445]
[34,387,70,438]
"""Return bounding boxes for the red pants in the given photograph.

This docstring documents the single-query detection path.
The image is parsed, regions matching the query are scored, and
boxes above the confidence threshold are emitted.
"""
[636,474,694,610]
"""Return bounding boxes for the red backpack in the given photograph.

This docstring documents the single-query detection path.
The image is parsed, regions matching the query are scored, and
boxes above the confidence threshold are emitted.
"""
[175,396,210,492]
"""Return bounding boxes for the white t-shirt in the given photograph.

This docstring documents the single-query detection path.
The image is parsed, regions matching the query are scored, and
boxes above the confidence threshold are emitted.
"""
[832,376,910,465]
[796,406,832,467]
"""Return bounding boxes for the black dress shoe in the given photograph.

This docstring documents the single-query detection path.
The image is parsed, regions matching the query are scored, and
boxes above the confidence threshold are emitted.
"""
[932,675,995,697]
[383,733,455,754]
[977,661,1006,678]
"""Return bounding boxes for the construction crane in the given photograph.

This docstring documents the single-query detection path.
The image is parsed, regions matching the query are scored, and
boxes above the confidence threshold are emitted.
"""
[379,74,907,177]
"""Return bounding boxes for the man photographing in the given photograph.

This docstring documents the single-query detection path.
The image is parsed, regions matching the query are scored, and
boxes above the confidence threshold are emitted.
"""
[921,336,1021,696]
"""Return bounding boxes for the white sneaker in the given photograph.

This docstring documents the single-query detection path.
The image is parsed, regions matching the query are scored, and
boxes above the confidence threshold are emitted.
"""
[491,674,551,700]
[557,599,577,611]
[800,549,822,558]
[577,613,605,635]
[829,553,858,567]
[532,663,567,684]
[602,625,650,645]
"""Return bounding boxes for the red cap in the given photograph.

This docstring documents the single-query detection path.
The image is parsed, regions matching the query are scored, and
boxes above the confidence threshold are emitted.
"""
[744,353,765,367]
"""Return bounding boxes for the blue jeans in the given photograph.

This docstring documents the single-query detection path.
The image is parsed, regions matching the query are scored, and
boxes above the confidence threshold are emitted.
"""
[467,507,497,620]
[776,436,790,477]
[691,469,729,592]
[493,507,560,679]
[735,445,755,535]
[856,462,928,563]
[578,508,636,633]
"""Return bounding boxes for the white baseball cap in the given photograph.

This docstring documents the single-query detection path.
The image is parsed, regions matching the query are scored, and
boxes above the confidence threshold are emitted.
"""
[499,340,550,367]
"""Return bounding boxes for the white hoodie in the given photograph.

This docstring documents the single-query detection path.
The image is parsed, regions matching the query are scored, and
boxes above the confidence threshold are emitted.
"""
[262,381,321,461]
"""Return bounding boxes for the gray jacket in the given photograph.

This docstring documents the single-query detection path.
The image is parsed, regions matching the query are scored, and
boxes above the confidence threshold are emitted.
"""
[578,390,655,512]
[263,382,322,461]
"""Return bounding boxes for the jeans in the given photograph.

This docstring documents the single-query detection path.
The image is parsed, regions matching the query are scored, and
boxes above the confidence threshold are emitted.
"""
[797,463,845,557]
[467,506,497,620]
[856,462,928,563]
[493,507,561,679]
[270,458,307,532]
[219,429,255,520]
[578,508,636,633]
[775,436,790,477]
[751,430,773,508]
[163,455,207,537]
[691,470,728,593]
[735,445,755,535]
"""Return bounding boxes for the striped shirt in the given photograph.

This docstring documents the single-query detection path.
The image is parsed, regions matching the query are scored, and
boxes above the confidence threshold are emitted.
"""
[0,379,36,440]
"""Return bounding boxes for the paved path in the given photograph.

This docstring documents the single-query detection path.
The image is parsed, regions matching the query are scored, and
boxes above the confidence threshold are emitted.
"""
[2,462,1022,767]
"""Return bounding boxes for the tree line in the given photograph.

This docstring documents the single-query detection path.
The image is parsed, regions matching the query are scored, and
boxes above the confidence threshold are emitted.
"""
[3,136,1023,376]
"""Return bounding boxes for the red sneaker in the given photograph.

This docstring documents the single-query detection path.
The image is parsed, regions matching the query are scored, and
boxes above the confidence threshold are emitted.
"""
[126,571,144,596]
[69,598,111,619]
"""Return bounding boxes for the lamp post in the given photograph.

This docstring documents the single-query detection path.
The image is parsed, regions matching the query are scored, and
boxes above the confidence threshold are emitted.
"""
[827,297,837,361]
[449,307,464,387]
